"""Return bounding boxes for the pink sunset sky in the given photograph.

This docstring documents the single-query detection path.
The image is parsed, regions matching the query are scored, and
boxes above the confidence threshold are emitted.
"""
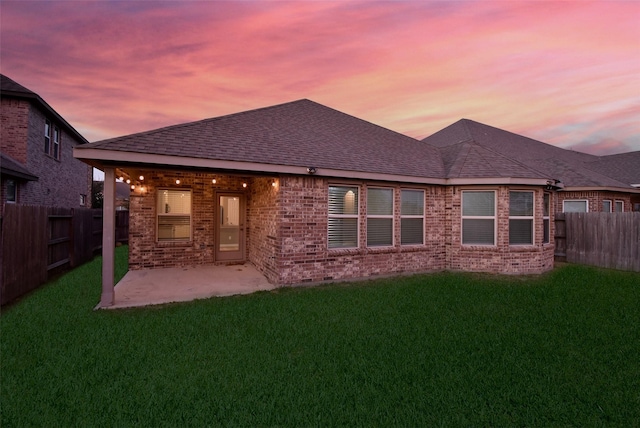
[1,0,639,155]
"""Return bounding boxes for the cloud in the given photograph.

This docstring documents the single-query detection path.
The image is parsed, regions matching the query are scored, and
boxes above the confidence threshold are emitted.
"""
[1,0,638,155]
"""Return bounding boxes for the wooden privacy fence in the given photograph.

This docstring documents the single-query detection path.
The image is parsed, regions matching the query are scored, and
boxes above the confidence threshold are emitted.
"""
[0,205,129,306]
[555,212,640,272]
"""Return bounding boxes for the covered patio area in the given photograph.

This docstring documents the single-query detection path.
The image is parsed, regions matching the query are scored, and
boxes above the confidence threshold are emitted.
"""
[102,262,276,309]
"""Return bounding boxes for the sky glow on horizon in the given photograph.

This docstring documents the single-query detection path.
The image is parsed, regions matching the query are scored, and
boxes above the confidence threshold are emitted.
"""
[1,0,639,156]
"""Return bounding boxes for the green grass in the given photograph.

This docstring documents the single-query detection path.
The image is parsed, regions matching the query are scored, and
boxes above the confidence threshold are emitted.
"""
[2,248,639,426]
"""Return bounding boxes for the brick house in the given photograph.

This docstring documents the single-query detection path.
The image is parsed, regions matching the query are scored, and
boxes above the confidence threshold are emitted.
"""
[423,119,640,214]
[74,100,639,307]
[1,74,92,214]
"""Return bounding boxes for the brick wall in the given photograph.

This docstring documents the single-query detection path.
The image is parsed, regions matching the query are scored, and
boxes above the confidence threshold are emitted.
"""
[1,98,29,163]
[127,172,279,272]
[275,177,447,284]
[446,186,555,274]
[247,177,280,283]
[126,172,556,284]
[1,98,91,209]
[557,191,632,212]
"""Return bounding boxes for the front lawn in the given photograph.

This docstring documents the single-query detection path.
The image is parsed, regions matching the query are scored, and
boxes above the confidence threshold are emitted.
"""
[2,247,639,426]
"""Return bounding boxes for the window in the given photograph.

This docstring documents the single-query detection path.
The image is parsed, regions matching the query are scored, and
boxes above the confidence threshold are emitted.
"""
[6,179,17,203]
[543,193,550,244]
[53,126,61,159]
[462,191,495,245]
[614,201,624,212]
[509,191,534,245]
[603,200,612,212]
[328,186,359,249]
[401,189,424,245]
[157,189,191,242]
[563,200,588,213]
[44,120,51,154]
[367,187,393,247]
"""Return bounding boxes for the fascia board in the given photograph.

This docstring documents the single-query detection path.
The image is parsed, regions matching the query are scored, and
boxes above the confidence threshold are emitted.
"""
[74,148,448,185]
[446,177,549,186]
[562,186,640,194]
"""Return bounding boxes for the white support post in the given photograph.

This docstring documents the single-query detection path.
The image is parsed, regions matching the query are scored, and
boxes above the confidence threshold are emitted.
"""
[100,167,116,307]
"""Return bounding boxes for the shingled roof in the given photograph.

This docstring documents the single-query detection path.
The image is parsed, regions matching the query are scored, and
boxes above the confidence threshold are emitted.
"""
[76,99,447,181]
[0,153,38,181]
[423,119,636,189]
[585,152,640,186]
[0,74,89,145]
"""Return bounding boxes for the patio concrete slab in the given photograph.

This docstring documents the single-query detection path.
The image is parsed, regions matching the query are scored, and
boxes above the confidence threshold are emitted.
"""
[105,263,276,309]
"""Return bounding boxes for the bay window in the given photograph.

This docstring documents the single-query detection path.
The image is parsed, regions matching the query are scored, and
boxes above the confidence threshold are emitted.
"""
[543,193,550,244]
[509,191,534,245]
[328,186,359,249]
[462,191,495,245]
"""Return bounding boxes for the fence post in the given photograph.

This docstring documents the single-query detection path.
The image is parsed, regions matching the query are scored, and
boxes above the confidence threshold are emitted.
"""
[69,208,75,267]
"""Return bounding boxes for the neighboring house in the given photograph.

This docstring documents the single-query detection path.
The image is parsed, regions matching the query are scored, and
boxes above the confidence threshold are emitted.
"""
[423,119,640,214]
[77,99,599,306]
[1,74,92,214]
[115,181,131,211]
[583,152,640,212]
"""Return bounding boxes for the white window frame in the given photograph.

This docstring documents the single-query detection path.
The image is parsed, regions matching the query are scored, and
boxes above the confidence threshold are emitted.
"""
[53,126,61,160]
[509,191,535,246]
[543,193,550,244]
[461,190,496,246]
[157,188,192,242]
[614,200,624,212]
[328,185,359,249]
[44,119,51,155]
[366,187,394,247]
[603,200,612,212]
[400,189,425,246]
[563,199,588,213]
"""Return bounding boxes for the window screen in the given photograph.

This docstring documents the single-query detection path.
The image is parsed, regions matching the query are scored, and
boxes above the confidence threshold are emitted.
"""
[328,186,359,248]
[401,190,424,245]
[509,191,534,245]
[367,188,393,247]
[462,191,495,245]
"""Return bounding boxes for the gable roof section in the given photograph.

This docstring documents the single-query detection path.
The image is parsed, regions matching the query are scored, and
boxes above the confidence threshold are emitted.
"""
[423,119,635,190]
[76,99,447,183]
[1,74,89,145]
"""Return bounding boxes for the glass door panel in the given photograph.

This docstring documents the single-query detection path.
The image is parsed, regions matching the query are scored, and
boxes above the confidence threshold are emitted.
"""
[217,194,244,261]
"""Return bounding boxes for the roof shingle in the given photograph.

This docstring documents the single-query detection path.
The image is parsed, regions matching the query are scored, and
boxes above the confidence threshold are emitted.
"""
[423,119,636,188]
[79,99,446,179]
